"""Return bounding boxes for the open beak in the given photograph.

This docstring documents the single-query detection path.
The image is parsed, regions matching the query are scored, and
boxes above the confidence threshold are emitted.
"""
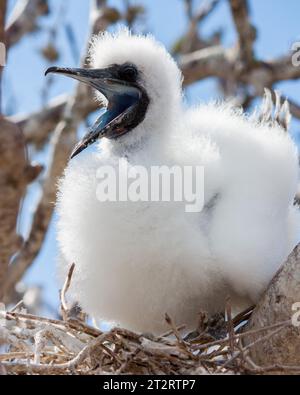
[45,66,141,158]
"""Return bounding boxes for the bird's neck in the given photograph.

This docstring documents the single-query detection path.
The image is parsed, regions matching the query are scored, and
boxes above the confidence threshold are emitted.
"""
[100,105,180,158]
[99,124,157,158]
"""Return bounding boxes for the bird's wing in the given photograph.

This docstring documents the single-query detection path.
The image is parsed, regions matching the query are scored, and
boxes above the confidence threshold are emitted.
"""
[182,101,299,300]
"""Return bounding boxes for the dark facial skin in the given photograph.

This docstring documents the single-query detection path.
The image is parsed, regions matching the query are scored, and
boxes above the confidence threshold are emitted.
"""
[45,63,150,158]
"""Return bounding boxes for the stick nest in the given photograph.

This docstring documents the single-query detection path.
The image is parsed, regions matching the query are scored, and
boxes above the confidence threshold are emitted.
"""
[0,264,297,375]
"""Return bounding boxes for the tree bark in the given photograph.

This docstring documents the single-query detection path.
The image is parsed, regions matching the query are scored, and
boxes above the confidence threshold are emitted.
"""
[244,243,300,370]
[0,118,28,298]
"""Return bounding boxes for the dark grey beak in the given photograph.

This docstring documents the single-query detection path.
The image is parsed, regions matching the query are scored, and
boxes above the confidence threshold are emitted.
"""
[45,66,141,159]
[45,66,119,100]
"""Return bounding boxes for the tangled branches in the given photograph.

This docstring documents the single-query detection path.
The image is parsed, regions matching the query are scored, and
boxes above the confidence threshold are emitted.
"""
[0,265,299,375]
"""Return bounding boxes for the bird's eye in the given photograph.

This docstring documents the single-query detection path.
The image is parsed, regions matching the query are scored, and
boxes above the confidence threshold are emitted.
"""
[120,65,138,81]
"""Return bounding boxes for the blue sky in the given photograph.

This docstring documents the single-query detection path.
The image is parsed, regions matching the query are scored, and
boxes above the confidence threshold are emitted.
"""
[4,0,300,314]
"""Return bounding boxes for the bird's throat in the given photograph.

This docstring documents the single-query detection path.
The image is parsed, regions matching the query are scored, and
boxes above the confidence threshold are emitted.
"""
[101,93,140,130]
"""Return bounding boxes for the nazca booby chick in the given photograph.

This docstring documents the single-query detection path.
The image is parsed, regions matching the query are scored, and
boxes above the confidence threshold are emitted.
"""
[46,29,300,333]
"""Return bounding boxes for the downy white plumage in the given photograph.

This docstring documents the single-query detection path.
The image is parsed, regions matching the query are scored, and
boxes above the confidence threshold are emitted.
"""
[48,29,300,333]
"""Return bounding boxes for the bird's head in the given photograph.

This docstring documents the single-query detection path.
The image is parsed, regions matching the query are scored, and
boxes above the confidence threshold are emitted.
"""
[45,28,182,158]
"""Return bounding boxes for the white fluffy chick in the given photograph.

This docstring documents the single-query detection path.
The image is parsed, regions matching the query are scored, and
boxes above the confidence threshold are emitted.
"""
[46,29,300,334]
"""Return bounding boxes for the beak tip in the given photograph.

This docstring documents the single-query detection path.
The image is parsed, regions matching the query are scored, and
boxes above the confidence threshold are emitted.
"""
[70,144,85,160]
[69,149,77,160]
[45,66,57,76]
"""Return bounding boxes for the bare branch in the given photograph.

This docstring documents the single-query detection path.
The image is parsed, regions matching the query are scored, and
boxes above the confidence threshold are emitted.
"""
[180,44,300,122]
[0,2,43,300]
[5,0,49,49]
[194,0,220,23]
[229,0,256,66]
[268,54,300,82]
[0,119,26,297]
[180,45,236,84]
[10,95,67,146]
[0,118,42,300]
[174,0,221,55]
[181,46,300,86]
[0,0,7,112]
[10,93,98,147]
